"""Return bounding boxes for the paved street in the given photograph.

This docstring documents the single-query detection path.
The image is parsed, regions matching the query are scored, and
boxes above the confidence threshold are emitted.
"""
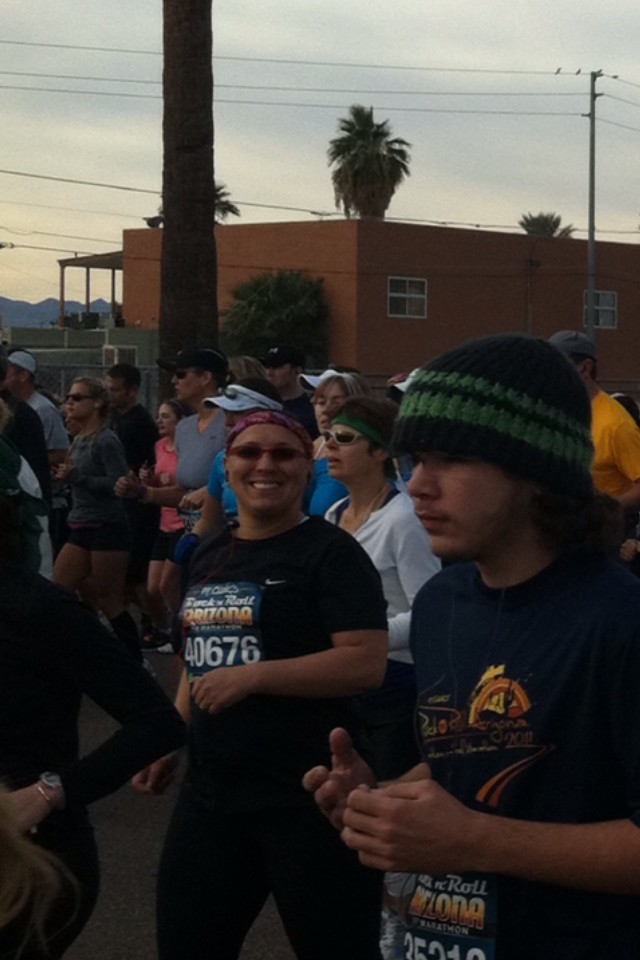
[66,650,295,960]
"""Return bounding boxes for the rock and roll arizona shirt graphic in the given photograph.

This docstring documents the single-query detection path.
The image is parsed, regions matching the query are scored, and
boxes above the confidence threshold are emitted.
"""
[417,663,554,808]
[380,665,553,960]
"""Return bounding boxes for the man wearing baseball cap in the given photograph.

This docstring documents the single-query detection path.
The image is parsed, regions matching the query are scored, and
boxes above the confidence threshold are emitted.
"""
[306,334,640,958]
[0,347,51,506]
[6,349,69,470]
[263,345,318,438]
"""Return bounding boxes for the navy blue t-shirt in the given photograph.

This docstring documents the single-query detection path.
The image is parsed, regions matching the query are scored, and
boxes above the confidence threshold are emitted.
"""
[402,552,640,959]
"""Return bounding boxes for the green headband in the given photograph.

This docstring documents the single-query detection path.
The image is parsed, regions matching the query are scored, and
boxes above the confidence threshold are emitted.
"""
[331,414,388,451]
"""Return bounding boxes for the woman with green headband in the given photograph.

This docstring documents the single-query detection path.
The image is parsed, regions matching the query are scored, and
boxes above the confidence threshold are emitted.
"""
[324,396,440,779]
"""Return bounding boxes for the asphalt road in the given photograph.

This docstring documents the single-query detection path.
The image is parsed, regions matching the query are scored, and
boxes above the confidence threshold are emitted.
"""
[65,650,295,960]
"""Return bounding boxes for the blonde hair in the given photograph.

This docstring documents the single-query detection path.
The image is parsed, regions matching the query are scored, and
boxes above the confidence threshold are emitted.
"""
[229,355,268,382]
[0,789,71,956]
[312,372,370,402]
[68,377,110,442]
[71,377,110,419]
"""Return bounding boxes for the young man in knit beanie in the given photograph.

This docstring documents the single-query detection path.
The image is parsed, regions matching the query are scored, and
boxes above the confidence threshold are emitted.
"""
[305,334,640,959]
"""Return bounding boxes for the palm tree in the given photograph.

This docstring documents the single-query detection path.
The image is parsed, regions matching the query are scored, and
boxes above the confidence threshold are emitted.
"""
[160,0,217,363]
[221,270,329,367]
[328,105,411,220]
[154,182,239,227]
[518,212,575,238]
[214,183,240,223]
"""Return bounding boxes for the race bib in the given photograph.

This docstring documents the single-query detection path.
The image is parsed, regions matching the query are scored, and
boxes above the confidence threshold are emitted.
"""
[381,872,496,960]
[181,581,264,681]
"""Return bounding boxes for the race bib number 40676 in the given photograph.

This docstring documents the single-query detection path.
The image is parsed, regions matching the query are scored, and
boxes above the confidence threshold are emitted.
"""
[180,581,264,681]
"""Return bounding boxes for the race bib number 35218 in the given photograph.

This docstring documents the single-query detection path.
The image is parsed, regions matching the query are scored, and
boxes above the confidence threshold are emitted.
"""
[404,933,488,960]
[180,581,264,681]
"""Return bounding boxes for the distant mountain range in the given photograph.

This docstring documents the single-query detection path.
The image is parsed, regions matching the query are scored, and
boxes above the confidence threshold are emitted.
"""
[0,296,111,328]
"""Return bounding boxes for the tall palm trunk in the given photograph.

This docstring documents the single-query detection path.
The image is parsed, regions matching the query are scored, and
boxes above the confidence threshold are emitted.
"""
[160,0,217,364]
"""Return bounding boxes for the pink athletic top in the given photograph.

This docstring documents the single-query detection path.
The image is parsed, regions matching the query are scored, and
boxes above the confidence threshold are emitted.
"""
[154,437,183,534]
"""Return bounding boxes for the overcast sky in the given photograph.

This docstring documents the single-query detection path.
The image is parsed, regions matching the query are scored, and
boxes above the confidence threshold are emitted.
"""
[1,0,639,307]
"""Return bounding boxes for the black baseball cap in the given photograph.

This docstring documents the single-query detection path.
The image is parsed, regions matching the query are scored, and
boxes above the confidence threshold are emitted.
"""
[156,346,229,375]
[263,345,305,369]
[548,330,597,361]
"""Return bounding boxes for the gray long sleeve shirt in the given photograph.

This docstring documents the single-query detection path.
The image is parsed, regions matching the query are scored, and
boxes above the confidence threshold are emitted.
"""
[67,428,128,525]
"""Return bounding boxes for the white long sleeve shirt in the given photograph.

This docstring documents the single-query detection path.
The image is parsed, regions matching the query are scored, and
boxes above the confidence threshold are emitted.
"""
[326,490,440,662]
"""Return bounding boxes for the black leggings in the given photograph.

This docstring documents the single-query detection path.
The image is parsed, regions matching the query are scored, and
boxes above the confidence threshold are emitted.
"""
[157,785,383,960]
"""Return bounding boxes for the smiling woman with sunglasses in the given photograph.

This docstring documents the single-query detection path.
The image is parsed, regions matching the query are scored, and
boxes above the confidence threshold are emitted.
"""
[134,410,389,960]
[324,396,440,780]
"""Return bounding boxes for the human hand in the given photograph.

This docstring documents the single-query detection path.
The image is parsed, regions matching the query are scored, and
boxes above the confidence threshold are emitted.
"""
[132,753,180,795]
[114,470,142,499]
[341,778,483,874]
[138,462,154,484]
[302,727,375,831]
[53,461,74,483]
[9,784,54,832]
[190,666,259,714]
[620,539,640,563]
[180,486,206,512]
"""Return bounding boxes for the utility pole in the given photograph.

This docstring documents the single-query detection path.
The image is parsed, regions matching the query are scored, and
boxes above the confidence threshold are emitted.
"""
[585,69,602,341]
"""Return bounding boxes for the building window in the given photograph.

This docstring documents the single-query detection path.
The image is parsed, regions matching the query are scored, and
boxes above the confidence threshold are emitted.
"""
[388,277,427,318]
[583,290,617,329]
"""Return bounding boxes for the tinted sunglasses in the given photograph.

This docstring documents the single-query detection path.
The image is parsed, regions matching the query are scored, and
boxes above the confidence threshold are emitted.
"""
[322,428,364,446]
[228,444,307,462]
[65,392,92,403]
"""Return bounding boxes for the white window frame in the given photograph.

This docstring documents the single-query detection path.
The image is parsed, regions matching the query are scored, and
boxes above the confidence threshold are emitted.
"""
[388,276,427,319]
[583,290,617,329]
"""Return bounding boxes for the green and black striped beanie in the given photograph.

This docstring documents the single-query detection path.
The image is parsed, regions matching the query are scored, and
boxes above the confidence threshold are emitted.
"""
[393,334,594,498]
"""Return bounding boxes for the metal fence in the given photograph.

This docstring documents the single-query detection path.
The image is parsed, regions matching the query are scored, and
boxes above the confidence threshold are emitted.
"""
[35,364,160,417]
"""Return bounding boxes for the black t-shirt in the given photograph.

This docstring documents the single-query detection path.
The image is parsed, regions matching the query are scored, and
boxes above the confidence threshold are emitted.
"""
[0,562,185,807]
[402,552,640,959]
[282,392,319,439]
[111,403,158,472]
[1,390,52,502]
[182,516,387,811]
[111,404,160,534]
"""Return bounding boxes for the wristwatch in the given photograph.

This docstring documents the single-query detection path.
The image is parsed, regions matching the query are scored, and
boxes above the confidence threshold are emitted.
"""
[37,771,66,809]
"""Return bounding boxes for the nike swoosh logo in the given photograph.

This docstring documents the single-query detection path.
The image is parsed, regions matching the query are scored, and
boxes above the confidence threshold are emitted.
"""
[265,578,286,585]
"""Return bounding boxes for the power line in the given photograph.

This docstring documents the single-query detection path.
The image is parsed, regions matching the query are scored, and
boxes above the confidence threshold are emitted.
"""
[0,168,159,195]
[0,199,148,220]
[603,93,640,110]
[0,83,160,99]
[0,225,121,244]
[0,70,590,98]
[0,69,160,85]
[0,39,597,78]
[0,242,96,255]
[0,84,586,116]
[598,117,640,134]
[0,39,160,57]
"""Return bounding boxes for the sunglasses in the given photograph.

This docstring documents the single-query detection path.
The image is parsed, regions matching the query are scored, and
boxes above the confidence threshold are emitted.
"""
[322,429,364,446]
[174,369,191,379]
[65,393,92,403]
[228,444,307,463]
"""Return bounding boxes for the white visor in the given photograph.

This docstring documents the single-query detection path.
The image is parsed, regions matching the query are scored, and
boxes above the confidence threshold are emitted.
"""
[203,385,283,413]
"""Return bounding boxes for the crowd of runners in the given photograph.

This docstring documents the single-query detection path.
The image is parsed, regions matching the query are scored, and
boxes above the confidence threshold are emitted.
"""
[0,332,639,960]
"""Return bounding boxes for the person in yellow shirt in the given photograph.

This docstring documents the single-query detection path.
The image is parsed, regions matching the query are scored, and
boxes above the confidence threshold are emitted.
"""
[549,330,640,529]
